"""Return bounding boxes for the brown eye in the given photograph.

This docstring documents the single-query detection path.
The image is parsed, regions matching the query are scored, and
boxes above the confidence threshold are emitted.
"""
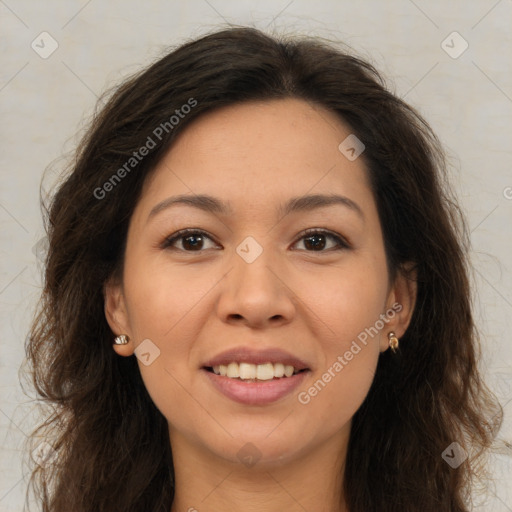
[181,233,204,250]
[293,229,349,252]
[162,229,219,252]
[304,233,327,250]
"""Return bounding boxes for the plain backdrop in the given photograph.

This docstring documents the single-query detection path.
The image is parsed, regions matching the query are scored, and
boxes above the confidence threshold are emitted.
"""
[1,1,511,510]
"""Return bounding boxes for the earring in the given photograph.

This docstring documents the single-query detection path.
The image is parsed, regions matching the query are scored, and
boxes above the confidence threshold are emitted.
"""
[114,334,130,345]
[388,332,399,353]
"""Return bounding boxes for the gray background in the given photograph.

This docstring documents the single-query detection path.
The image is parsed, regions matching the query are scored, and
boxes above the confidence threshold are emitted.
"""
[1,1,511,510]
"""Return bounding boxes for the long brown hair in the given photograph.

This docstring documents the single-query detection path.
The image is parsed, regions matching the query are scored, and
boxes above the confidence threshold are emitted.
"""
[25,26,502,511]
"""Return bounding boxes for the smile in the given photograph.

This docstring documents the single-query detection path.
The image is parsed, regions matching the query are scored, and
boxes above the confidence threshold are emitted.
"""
[209,362,303,380]
[202,366,310,405]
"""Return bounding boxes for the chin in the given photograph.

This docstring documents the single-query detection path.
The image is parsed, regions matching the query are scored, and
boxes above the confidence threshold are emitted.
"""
[208,424,312,468]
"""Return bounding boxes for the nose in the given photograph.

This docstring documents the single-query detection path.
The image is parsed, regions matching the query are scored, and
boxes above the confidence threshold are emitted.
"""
[216,245,296,329]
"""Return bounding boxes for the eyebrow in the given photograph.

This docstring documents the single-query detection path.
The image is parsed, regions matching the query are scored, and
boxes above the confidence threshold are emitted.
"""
[147,193,365,222]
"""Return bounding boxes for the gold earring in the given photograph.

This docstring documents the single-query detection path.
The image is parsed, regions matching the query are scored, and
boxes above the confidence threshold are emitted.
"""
[388,332,399,353]
[114,334,130,345]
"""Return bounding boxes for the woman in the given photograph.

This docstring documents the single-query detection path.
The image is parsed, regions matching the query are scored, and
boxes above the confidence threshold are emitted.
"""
[26,26,502,511]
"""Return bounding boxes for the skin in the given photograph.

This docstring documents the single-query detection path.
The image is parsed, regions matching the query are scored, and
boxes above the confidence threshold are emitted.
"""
[105,98,416,512]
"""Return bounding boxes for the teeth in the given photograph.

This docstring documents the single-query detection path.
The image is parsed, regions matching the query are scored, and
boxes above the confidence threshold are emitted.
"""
[239,362,256,380]
[256,363,274,380]
[211,362,300,380]
[274,363,285,378]
[284,365,294,377]
[226,362,239,378]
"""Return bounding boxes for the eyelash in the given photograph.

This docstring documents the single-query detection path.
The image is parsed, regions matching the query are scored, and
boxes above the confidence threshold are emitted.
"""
[161,228,350,253]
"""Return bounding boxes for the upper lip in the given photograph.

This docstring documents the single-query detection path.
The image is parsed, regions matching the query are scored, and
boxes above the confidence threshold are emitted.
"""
[202,347,310,371]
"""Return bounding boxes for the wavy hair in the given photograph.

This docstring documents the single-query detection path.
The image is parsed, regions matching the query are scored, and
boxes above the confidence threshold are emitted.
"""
[25,26,502,511]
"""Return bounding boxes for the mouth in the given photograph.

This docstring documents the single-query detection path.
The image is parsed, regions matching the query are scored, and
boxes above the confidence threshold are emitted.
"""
[201,362,310,405]
[203,362,308,382]
[201,346,311,404]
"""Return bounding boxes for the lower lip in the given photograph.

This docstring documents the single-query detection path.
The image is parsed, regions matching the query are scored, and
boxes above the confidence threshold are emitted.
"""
[202,369,309,405]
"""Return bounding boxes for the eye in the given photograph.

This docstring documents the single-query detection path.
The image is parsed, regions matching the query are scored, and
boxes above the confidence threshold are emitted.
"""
[161,229,220,252]
[161,228,350,253]
[292,228,350,252]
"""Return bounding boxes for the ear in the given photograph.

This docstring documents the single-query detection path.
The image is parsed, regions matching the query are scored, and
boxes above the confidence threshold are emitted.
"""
[104,275,134,356]
[379,263,417,352]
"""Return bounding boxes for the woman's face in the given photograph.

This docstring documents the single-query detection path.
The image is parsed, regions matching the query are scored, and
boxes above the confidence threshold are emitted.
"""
[106,98,415,469]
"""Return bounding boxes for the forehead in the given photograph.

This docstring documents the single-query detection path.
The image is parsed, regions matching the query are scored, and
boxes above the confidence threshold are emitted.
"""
[163,98,356,169]
[137,98,374,220]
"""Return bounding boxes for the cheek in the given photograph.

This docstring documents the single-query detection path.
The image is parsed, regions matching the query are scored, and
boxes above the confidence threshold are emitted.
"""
[123,249,215,341]
[121,252,213,395]
[298,256,389,343]
[293,259,386,423]
[122,260,213,427]
[299,346,379,434]
[297,272,383,426]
